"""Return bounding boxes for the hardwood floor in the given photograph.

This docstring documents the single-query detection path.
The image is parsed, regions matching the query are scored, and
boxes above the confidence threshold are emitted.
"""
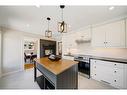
[24,64,34,70]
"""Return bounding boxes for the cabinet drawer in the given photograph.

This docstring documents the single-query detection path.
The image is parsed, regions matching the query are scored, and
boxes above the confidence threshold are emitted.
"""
[112,68,126,89]
[91,59,125,69]
[90,59,127,88]
[111,77,124,89]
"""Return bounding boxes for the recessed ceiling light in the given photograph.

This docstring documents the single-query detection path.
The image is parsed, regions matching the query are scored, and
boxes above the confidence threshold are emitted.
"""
[26,24,30,27]
[68,25,71,28]
[109,6,115,10]
[36,4,40,8]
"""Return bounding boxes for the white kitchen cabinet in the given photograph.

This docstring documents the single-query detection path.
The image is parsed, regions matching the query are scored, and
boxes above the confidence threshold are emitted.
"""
[75,28,91,41]
[106,20,125,47]
[92,25,106,47]
[0,30,1,77]
[90,59,127,89]
[126,19,127,47]
[92,20,126,48]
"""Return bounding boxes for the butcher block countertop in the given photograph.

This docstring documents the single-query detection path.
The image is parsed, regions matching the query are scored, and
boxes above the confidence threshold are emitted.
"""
[34,57,78,75]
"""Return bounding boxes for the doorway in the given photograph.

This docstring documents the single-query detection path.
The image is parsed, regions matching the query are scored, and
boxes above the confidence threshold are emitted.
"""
[23,38,38,70]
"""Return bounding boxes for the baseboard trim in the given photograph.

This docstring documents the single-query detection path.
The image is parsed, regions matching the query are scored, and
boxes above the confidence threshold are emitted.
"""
[1,69,23,77]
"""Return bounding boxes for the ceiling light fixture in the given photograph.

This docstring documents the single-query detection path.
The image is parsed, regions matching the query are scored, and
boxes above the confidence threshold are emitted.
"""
[109,6,115,10]
[68,25,71,28]
[45,17,52,38]
[58,5,67,33]
[26,24,30,27]
[36,4,40,8]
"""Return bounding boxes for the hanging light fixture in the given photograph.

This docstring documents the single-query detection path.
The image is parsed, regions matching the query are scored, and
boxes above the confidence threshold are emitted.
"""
[45,17,52,38]
[58,5,67,33]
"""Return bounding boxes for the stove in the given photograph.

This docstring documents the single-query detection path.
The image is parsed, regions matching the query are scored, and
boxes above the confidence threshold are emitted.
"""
[74,55,91,78]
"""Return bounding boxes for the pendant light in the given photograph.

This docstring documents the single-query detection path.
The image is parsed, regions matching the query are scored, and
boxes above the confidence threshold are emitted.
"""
[58,5,67,33]
[45,17,52,38]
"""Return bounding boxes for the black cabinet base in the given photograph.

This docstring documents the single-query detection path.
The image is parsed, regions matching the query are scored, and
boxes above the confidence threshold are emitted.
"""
[36,75,55,89]
[36,75,45,89]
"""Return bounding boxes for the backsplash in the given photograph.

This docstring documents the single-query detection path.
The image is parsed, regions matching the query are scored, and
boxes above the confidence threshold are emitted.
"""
[70,43,127,59]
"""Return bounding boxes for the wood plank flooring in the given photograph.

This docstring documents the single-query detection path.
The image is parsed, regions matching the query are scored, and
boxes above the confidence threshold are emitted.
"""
[24,64,34,70]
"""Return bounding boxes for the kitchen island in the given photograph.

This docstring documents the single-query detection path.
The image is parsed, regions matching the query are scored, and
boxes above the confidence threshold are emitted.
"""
[34,57,78,89]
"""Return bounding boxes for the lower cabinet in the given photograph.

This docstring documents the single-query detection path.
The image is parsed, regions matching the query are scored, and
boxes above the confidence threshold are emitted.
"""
[90,59,127,89]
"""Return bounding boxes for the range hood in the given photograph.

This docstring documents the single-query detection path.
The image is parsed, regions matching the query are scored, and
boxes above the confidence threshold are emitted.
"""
[75,36,91,44]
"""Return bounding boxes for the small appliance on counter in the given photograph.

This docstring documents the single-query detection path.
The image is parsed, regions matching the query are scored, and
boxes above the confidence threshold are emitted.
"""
[48,54,61,61]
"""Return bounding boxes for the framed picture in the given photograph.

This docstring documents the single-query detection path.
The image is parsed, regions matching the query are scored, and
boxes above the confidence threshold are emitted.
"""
[58,42,62,55]
[24,41,34,50]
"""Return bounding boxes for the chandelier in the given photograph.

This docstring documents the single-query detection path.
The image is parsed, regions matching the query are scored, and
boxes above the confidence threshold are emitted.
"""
[45,17,52,38]
[58,5,67,33]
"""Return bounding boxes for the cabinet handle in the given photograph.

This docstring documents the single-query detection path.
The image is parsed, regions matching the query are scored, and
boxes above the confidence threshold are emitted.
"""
[114,80,116,82]
[101,80,110,84]
[104,42,108,44]
[95,74,96,76]
[114,71,116,73]
[114,64,117,66]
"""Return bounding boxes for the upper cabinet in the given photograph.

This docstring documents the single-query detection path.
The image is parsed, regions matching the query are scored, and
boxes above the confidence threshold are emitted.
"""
[92,20,126,48]
[76,28,91,40]
[126,19,127,47]
[92,25,106,47]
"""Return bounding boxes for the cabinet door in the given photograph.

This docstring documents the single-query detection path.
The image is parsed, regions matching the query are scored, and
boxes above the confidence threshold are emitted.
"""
[90,59,102,81]
[90,59,127,88]
[124,65,127,88]
[112,68,124,89]
[126,19,127,47]
[92,25,106,47]
[76,28,91,40]
[0,31,1,76]
[106,20,125,47]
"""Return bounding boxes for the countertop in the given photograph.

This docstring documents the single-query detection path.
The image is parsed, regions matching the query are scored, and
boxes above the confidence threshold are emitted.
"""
[34,57,78,75]
[64,54,127,63]
[63,54,75,57]
[90,56,127,63]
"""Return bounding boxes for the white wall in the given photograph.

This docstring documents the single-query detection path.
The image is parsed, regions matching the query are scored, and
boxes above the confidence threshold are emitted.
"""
[0,28,2,77]
[1,27,45,75]
[2,29,23,74]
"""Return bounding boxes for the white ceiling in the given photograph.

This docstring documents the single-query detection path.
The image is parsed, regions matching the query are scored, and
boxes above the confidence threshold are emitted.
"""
[0,6,127,37]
